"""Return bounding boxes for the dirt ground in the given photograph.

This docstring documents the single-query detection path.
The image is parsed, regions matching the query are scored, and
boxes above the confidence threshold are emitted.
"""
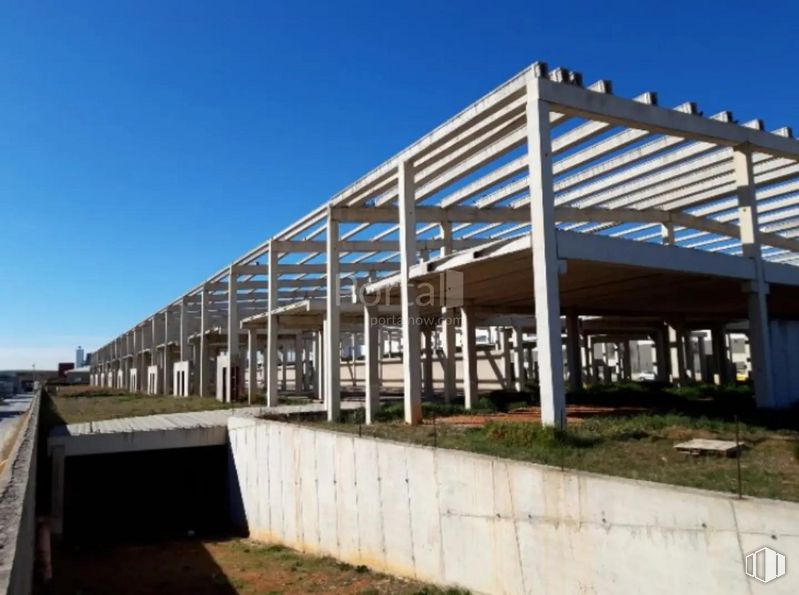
[45,538,461,595]
[429,403,650,426]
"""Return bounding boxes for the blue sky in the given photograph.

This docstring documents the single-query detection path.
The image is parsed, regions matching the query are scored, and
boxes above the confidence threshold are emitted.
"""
[1,0,797,369]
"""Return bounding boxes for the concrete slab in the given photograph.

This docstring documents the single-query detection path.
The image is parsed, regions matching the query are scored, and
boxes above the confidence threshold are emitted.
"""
[48,402,360,456]
[675,439,742,456]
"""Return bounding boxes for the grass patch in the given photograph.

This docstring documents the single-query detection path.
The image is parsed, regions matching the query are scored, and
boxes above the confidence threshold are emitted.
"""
[42,385,233,427]
[313,394,799,502]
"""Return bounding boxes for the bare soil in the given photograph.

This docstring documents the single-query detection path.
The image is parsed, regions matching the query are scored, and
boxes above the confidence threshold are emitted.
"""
[46,538,461,594]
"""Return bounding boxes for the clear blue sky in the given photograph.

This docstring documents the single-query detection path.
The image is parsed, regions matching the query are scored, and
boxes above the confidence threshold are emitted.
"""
[1,0,797,369]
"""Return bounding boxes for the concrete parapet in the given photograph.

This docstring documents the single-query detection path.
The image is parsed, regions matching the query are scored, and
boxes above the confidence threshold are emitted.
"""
[0,394,40,595]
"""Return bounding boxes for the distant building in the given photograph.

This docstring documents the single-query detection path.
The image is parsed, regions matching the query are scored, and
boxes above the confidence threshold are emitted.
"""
[0,369,59,396]
[76,346,85,368]
[65,366,91,385]
[58,363,75,379]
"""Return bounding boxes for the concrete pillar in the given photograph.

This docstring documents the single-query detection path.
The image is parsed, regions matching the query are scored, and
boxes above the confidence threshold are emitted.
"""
[526,84,566,427]
[439,222,457,402]
[512,325,525,392]
[247,328,258,404]
[226,265,240,403]
[325,213,341,421]
[267,243,280,407]
[501,328,512,390]
[151,316,160,393]
[582,333,593,384]
[163,310,172,396]
[734,146,774,408]
[423,327,434,399]
[621,340,632,381]
[280,342,287,391]
[461,306,478,409]
[711,326,730,385]
[349,332,357,388]
[668,324,687,386]
[199,285,210,397]
[685,332,698,381]
[134,326,142,391]
[364,305,379,424]
[566,313,582,392]
[398,160,422,424]
[661,222,675,245]
[697,333,709,383]
[316,326,324,402]
[655,327,670,382]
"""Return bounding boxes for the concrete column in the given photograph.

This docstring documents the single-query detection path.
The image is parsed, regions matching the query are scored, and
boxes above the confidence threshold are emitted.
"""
[247,328,258,404]
[163,310,172,396]
[655,327,670,382]
[280,342,287,391]
[439,222,457,402]
[179,297,191,393]
[398,160,422,424]
[582,333,592,384]
[566,313,582,392]
[364,305,379,424]
[668,324,687,386]
[137,331,144,390]
[500,328,512,390]
[266,243,280,407]
[461,306,478,409]
[423,327,434,399]
[316,326,324,402]
[621,340,632,381]
[325,213,341,421]
[734,145,774,408]
[349,332,357,387]
[711,325,730,385]
[526,85,566,427]
[661,222,675,245]
[226,265,240,403]
[151,316,160,393]
[696,333,709,383]
[512,325,525,392]
[199,285,210,397]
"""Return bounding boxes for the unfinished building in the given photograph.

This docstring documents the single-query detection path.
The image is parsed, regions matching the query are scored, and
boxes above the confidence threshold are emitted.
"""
[89,62,799,427]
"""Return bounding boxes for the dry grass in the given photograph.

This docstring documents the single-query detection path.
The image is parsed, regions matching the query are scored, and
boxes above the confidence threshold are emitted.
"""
[318,415,799,501]
[310,382,799,504]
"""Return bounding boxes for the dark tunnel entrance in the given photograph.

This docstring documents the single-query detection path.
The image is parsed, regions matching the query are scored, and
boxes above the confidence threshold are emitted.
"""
[62,446,231,545]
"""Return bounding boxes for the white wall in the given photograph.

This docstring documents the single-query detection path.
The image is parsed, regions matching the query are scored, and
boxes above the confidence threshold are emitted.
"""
[228,416,798,595]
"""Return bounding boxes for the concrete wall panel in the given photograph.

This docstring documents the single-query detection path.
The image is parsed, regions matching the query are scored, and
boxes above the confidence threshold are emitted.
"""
[228,417,799,595]
[296,428,320,554]
[376,441,415,577]
[352,437,386,569]
[314,431,340,556]
[333,435,360,561]
[404,447,443,583]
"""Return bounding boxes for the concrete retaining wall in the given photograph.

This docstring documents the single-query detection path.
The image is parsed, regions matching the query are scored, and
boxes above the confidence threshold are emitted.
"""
[0,395,39,595]
[228,416,798,595]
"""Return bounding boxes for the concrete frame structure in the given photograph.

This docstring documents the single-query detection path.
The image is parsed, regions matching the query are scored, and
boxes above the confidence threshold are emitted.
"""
[90,61,799,427]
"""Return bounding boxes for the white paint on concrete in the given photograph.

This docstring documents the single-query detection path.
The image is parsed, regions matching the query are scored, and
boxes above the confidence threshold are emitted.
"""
[228,416,799,595]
